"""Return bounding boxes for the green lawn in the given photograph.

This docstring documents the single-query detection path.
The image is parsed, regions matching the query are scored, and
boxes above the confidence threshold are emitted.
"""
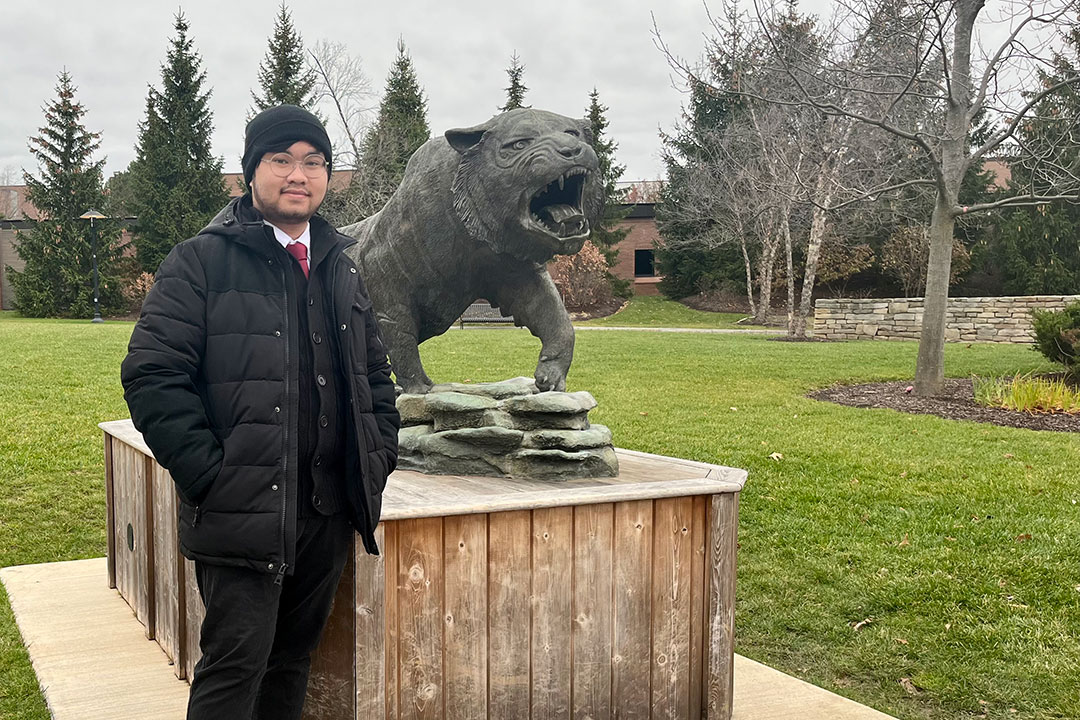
[2,314,1078,720]
[576,295,755,328]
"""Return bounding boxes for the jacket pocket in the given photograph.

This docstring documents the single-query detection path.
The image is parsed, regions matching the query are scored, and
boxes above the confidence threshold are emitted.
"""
[178,498,200,528]
[360,412,386,452]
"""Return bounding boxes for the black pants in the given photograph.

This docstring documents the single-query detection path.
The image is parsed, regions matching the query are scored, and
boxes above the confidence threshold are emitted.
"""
[186,514,352,720]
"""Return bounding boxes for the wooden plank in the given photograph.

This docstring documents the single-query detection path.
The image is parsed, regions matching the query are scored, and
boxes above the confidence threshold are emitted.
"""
[304,545,356,719]
[143,455,156,640]
[114,443,149,627]
[706,493,739,720]
[175,523,187,681]
[531,506,573,720]
[104,434,116,589]
[398,517,443,720]
[99,421,748,521]
[151,464,179,667]
[382,478,744,521]
[689,496,708,719]
[611,499,652,720]
[488,510,531,717]
[571,503,613,720]
[443,514,488,720]
[383,522,400,720]
[99,420,153,456]
[183,556,204,682]
[650,497,693,720]
[112,442,132,611]
[355,527,387,720]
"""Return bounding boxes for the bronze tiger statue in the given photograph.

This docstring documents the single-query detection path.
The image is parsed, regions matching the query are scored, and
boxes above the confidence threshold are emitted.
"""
[342,108,603,394]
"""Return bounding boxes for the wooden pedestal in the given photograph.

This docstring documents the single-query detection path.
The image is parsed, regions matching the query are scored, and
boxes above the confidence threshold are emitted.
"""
[101,420,745,719]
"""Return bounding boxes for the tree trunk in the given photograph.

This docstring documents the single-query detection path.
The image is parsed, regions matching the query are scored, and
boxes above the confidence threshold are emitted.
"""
[782,208,795,335]
[914,200,956,395]
[793,194,830,338]
[753,231,779,325]
[740,234,757,319]
[913,0,978,396]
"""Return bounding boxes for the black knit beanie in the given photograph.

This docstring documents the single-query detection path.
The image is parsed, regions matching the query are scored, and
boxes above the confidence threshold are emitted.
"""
[242,105,332,185]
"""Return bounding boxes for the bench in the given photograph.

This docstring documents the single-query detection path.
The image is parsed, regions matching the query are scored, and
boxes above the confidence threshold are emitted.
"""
[458,300,515,328]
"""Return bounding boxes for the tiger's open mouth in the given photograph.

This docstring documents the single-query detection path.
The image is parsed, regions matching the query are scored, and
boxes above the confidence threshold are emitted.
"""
[527,167,590,239]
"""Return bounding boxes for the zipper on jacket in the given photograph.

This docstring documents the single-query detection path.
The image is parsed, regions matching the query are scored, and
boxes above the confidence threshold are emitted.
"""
[279,262,291,580]
[273,562,289,586]
[191,505,200,528]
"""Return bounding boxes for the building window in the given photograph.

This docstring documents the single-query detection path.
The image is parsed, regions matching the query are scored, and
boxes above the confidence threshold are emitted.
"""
[634,249,655,277]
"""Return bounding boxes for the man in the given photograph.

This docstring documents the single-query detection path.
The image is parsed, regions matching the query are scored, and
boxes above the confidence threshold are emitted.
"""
[121,105,399,719]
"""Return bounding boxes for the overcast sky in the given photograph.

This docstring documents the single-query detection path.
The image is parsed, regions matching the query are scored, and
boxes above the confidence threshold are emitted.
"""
[1,0,834,186]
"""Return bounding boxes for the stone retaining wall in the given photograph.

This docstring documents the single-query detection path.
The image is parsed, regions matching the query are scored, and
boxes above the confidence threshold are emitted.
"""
[814,295,1080,343]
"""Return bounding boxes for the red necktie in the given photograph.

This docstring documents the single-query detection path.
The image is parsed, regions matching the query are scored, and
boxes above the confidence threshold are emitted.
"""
[286,242,309,278]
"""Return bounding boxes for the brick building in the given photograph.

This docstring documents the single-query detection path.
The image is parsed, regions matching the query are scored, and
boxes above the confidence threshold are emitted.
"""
[0,185,36,310]
[1,174,666,310]
[609,180,663,296]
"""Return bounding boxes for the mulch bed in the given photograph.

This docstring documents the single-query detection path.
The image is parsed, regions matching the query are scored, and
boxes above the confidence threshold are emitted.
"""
[810,379,1080,433]
[567,297,627,321]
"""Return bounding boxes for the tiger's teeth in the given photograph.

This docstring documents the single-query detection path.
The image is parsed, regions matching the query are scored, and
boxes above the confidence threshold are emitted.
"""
[558,174,565,191]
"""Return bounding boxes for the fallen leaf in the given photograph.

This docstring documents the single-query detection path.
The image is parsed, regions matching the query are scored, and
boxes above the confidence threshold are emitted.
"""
[1015,533,1032,542]
[945,623,952,631]
[729,406,738,411]
[769,452,784,461]
[1004,453,1015,459]
[895,637,909,645]
[899,677,920,695]
[860,513,870,524]
[851,477,860,485]
[998,578,1007,587]
[945,536,957,542]
[639,412,648,416]
[898,534,910,548]
[900,471,908,478]
[852,617,873,631]
[463,378,472,383]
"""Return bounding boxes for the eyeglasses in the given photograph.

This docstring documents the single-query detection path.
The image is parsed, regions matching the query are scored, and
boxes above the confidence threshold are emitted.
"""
[262,153,328,178]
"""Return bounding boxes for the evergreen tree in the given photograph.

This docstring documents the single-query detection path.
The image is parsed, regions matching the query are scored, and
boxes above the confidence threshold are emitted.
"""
[987,27,1080,295]
[9,71,124,317]
[250,3,318,117]
[655,73,748,298]
[500,52,529,112]
[127,13,228,273]
[584,88,631,294]
[340,38,430,222]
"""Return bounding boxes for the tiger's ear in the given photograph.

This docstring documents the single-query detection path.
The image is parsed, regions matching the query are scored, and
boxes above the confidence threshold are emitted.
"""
[446,120,495,154]
[579,119,594,146]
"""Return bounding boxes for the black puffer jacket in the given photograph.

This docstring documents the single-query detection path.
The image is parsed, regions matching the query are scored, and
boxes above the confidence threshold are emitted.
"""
[121,196,399,576]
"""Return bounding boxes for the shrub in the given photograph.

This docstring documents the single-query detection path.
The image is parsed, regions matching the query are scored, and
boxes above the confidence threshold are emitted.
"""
[548,240,613,310]
[1031,301,1080,378]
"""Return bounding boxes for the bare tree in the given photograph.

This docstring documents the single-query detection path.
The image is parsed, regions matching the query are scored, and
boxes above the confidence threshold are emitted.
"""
[656,1,907,337]
[307,39,374,169]
[756,0,1080,393]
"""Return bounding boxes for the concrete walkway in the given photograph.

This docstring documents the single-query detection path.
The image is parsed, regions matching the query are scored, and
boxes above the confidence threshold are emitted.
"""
[574,325,778,334]
[2,558,894,720]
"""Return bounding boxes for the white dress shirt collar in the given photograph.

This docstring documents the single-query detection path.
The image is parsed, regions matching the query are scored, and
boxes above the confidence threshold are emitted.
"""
[264,220,311,251]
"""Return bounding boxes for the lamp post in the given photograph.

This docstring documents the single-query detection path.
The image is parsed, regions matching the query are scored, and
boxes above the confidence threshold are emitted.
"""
[79,209,106,323]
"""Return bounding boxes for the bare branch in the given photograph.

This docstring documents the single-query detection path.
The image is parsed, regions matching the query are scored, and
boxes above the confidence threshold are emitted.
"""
[307,40,373,168]
[970,75,1080,165]
[959,192,1080,215]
